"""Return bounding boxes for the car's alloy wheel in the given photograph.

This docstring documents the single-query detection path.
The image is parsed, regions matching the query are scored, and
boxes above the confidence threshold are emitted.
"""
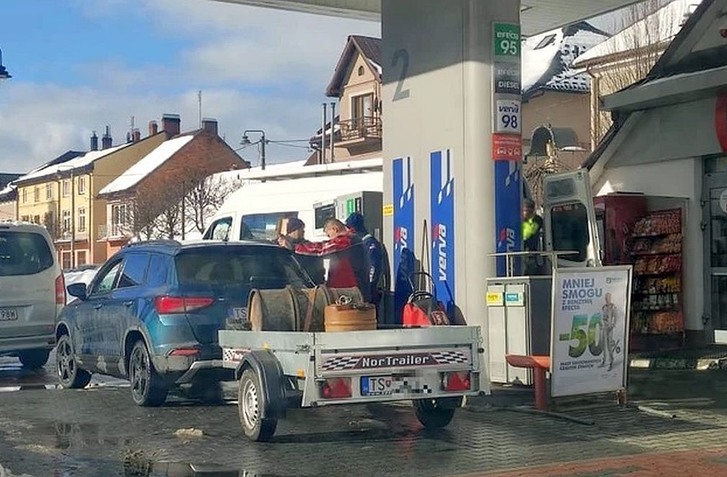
[56,334,91,389]
[128,340,167,407]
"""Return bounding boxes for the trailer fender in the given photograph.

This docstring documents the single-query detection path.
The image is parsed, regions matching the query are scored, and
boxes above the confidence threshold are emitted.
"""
[235,350,287,419]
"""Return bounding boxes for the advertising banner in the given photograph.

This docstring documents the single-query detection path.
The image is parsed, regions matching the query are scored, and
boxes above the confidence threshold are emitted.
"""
[550,266,632,397]
[494,160,521,276]
[430,149,455,306]
[392,156,415,276]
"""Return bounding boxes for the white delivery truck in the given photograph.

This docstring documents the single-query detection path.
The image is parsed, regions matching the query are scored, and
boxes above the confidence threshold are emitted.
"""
[202,161,383,243]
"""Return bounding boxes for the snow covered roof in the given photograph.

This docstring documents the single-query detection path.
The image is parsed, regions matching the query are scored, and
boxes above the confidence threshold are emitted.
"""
[16,146,130,183]
[523,21,611,97]
[573,0,702,68]
[99,134,196,195]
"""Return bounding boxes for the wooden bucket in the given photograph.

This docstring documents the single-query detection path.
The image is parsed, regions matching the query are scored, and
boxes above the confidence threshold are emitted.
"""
[324,302,377,332]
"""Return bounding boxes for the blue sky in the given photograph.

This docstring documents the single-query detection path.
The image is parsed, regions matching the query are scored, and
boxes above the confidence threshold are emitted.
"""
[0,0,380,172]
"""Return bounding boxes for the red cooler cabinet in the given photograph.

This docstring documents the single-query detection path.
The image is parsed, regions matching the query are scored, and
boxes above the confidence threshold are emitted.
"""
[593,194,648,266]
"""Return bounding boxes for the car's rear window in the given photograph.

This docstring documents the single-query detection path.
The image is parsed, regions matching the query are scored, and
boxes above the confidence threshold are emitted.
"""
[0,231,54,276]
[174,247,312,289]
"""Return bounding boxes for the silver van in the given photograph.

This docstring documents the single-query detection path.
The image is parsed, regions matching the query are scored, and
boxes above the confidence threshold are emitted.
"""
[0,222,64,368]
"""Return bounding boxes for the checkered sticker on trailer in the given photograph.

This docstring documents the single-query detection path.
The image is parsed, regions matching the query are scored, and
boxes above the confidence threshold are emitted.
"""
[321,349,471,372]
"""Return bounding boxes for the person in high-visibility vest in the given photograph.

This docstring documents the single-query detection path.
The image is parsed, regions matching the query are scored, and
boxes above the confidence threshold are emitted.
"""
[522,198,543,275]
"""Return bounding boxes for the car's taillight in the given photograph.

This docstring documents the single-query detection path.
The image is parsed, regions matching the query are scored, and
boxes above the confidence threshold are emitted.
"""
[55,274,66,305]
[442,371,471,392]
[320,378,352,399]
[154,296,214,314]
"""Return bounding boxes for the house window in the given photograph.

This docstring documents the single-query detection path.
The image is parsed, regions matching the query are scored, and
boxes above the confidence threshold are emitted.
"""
[33,187,40,203]
[62,180,70,197]
[22,189,27,204]
[78,207,86,232]
[111,203,129,237]
[20,215,29,223]
[62,210,71,234]
[357,65,365,76]
[78,176,86,195]
[33,215,40,225]
[351,93,374,127]
[45,183,53,200]
[61,251,71,271]
[76,250,87,267]
[535,34,556,50]
[43,212,55,235]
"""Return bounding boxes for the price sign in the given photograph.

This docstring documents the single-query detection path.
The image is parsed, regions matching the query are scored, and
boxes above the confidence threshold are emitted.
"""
[493,23,521,58]
[495,99,521,134]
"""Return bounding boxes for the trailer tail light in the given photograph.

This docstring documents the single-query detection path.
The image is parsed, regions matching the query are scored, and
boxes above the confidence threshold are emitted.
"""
[442,371,471,392]
[154,296,214,314]
[320,378,352,399]
[55,274,66,305]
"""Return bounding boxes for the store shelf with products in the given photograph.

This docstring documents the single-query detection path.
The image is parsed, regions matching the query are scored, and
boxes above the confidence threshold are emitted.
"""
[629,209,684,347]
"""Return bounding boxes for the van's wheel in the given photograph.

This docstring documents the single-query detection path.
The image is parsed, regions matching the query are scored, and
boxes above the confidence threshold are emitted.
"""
[238,368,277,442]
[56,335,91,388]
[413,397,461,429]
[128,340,168,407]
[19,349,50,369]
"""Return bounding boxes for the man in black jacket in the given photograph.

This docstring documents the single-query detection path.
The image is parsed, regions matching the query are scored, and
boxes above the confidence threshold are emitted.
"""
[277,218,325,284]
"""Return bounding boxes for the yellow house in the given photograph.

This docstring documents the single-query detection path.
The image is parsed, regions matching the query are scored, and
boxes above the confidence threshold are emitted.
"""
[15,122,173,268]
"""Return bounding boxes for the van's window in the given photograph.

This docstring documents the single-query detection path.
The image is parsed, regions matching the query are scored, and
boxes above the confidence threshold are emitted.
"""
[314,203,335,229]
[175,247,312,289]
[0,231,54,276]
[204,217,233,240]
[118,253,150,288]
[241,212,297,241]
[551,203,589,262]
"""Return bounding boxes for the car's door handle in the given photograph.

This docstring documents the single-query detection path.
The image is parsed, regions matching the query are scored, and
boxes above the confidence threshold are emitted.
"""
[123,301,133,307]
[93,303,103,310]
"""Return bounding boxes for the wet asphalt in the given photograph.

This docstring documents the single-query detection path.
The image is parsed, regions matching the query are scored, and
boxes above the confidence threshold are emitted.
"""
[2,353,727,477]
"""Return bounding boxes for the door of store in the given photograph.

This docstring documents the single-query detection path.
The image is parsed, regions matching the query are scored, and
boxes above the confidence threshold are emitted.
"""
[704,170,727,343]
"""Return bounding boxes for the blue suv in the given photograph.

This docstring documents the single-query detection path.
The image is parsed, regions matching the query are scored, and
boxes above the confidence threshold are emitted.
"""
[55,240,313,406]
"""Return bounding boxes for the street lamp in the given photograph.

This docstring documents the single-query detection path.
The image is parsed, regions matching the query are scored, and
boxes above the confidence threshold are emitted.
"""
[0,49,11,82]
[240,129,267,171]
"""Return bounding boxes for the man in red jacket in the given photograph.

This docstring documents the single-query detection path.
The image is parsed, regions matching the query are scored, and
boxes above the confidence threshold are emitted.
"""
[294,218,371,302]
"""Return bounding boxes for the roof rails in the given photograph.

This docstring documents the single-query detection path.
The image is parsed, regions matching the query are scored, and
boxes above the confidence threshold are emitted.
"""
[123,239,182,249]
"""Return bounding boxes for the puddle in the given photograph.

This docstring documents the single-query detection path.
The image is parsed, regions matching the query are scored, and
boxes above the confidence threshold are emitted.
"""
[130,461,278,477]
[53,422,123,450]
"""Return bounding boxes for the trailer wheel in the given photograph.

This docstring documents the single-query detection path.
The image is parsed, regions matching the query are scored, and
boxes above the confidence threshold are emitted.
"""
[413,397,461,429]
[238,367,277,442]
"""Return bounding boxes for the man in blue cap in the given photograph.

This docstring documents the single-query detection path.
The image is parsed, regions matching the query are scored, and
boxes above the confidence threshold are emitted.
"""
[345,212,384,306]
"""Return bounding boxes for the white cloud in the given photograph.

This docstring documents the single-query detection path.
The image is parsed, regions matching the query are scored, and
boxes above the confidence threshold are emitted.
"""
[0,0,380,173]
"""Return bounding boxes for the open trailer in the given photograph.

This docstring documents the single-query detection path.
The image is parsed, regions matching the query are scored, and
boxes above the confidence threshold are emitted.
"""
[218,325,483,441]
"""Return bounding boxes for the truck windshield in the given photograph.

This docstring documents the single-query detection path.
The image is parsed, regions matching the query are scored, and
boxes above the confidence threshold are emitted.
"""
[550,203,589,262]
[174,246,313,289]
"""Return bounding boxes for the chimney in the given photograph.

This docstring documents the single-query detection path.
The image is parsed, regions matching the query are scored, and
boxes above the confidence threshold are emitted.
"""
[161,113,181,136]
[101,125,112,150]
[148,120,159,136]
[90,131,98,151]
[202,117,218,136]
[133,128,141,142]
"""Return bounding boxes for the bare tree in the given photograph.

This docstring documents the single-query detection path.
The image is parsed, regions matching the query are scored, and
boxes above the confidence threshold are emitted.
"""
[524,141,573,207]
[184,175,241,234]
[589,0,679,145]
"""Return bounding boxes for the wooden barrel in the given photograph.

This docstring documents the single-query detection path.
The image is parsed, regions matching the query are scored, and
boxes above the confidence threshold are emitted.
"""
[248,287,299,331]
[248,285,366,332]
[324,303,377,332]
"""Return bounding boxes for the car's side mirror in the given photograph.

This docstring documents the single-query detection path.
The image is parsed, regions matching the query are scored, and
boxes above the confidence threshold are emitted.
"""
[67,283,88,300]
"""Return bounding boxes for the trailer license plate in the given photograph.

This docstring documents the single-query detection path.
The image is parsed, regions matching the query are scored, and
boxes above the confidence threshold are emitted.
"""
[361,376,395,396]
[0,308,17,321]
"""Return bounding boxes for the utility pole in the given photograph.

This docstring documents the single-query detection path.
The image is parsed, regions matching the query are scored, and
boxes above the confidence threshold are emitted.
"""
[70,169,75,269]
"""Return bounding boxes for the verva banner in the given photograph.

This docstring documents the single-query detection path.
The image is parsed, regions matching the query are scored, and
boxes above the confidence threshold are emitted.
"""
[430,149,455,306]
[550,266,633,397]
[393,156,415,276]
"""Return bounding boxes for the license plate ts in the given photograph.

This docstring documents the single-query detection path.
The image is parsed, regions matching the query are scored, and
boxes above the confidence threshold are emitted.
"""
[361,376,398,396]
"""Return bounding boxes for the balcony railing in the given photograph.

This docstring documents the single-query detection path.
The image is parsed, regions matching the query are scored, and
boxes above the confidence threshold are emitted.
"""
[337,116,382,143]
